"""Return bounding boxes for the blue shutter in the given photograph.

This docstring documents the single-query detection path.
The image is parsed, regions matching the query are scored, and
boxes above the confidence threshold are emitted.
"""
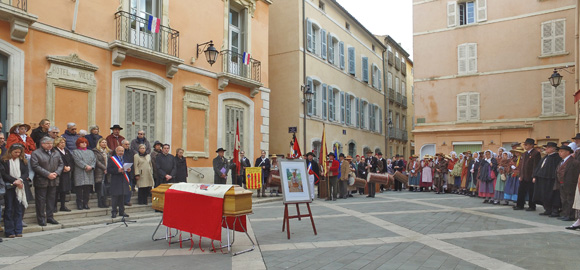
[328,34,334,64]
[362,57,369,82]
[379,107,383,133]
[355,97,360,127]
[328,86,334,121]
[339,42,345,70]
[378,68,382,90]
[306,19,312,52]
[361,101,365,128]
[348,47,355,75]
[307,78,313,116]
[340,92,345,124]
[369,105,374,131]
[322,84,328,120]
[321,29,327,59]
[345,94,351,125]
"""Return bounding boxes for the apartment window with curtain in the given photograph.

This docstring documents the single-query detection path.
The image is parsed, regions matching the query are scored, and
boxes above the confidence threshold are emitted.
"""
[447,0,487,28]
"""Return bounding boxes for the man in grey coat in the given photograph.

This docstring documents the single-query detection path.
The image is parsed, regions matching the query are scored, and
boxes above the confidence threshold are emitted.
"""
[213,148,228,184]
[31,137,64,226]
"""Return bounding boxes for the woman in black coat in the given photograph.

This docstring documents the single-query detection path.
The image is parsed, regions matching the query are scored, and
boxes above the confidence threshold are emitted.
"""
[54,137,73,212]
[1,144,29,238]
[174,148,188,183]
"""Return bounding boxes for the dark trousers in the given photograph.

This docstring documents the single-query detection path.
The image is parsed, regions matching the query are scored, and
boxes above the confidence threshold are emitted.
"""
[4,189,23,236]
[236,175,245,187]
[339,179,348,198]
[55,189,67,210]
[76,185,92,207]
[328,176,338,200]
[35,186,56,224]
[517,181,535,209]
[394,180,403,191]
[111,195,125,215]
[138,187,151,205]
[561,190,575,219]
[545,189,562,215]
[95,182,106,208]
[368,182,376,197]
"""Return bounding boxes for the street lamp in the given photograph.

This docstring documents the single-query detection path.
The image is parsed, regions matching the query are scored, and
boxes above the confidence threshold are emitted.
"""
[302,85,313,152]
[549,69,563,88]
[196,40,220,66]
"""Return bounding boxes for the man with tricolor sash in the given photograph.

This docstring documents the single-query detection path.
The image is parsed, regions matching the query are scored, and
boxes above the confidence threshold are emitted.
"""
[107,146,132,218]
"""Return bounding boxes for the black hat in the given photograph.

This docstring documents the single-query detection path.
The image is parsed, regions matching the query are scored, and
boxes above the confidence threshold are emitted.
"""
[523,138,536,145]
[366,150,373,154]
[560,145,574,153]
[306,152,316,157]
[328,152,335,157]
[378,152,383,156]
[153,141,163,147]
[110,124,123,130]
[511,142,521,147]
[216,148,226,153]
[572,133,580,140]
[543,142,558,149]
[339,153,345,158]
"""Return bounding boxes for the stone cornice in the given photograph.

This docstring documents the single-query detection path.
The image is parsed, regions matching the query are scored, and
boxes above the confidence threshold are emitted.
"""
[46,53,99,72]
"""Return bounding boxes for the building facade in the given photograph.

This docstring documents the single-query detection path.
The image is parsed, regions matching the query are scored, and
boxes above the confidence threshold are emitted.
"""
[269,0,387,158]
[413,0,576,156]
[0,0,271,183]
[406,59,415,157]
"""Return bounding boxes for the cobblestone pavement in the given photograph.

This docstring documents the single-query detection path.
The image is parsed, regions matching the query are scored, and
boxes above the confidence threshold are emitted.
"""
[1,191,579,269]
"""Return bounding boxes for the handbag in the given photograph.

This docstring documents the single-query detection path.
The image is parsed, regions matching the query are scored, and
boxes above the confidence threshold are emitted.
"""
[500,174,506,182]
[489,167,496,182]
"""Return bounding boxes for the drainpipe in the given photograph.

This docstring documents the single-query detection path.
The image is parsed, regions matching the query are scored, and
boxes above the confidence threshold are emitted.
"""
[575,0,579,133]
[72,0,80,32]
[302,0,308,150]
[382,47,388,156]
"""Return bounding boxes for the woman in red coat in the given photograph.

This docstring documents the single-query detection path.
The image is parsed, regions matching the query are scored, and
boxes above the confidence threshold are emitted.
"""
[6,123,36,156]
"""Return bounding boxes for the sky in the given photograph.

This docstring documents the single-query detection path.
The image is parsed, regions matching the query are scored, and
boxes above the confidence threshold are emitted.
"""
[336,0,414,59]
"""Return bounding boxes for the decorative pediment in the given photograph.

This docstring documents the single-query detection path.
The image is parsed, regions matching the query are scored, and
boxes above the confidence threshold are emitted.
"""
[226,0,257,17]
[47,54,99,72]
[183,83,212,96]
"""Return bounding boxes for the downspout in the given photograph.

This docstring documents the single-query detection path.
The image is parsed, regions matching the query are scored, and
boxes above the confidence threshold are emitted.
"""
[575,0,579,133]
[382,47,388,156]
[72,0,80,32]
[302,0,308,150]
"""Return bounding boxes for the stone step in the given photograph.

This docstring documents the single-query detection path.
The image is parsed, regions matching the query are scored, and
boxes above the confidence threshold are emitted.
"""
[24,191,143,213]
[23,204,154,223]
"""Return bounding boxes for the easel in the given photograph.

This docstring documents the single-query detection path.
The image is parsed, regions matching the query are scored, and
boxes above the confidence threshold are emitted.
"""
[282,202,317,239]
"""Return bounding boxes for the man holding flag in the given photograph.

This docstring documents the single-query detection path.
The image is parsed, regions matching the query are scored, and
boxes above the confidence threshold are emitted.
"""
[306,152,319,200]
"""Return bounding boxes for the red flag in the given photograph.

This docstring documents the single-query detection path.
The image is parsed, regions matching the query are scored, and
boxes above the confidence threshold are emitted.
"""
[574,89,580,103]
[291,133,302,158]
[233,120,241,175]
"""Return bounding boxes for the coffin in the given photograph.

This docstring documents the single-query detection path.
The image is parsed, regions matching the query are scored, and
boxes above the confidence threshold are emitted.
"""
[151,184,253,215]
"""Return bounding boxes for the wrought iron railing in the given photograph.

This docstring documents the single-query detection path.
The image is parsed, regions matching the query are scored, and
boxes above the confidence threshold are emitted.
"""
[0,0,26,11]
[388,128,405,140]
[114,11,179,58]
[220,50,261,82]
[388,88,395,101]
[402,130,408,141]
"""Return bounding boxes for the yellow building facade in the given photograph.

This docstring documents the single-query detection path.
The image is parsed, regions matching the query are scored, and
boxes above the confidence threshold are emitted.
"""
[0,0,271,183]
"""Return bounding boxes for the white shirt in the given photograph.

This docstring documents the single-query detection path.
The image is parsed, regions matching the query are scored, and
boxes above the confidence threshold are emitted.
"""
[569,142,577,151]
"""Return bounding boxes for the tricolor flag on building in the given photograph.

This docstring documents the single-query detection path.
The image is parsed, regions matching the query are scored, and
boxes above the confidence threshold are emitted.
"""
[148,15,161,33]
[242,52,251,65]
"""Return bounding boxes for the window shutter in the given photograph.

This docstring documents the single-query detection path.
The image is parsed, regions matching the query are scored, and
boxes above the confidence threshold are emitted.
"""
[362,57,369,83]
[340,91,345,124]
[378,68,382,90]
[368,105,373,131]
[345,95,351,125]
[379,107,383,133]
[322,84,328,120]
[328,34,334,64]
[355,97,360,127]
[328,86,334,121]
[468,43,477,73]
[361,101,365,128]
[541,21,553,55]
[306,19,313,52]
[457,93,468,121]
[402,82,406,95]
[447,1,457,27]
[542,82,553,115]
[554,81,565,115]
[458,44,467,74]
[554,19,565,54]
[395,77,400,93]
[307,78,313,116]
[348,47,355,75]
[468,93,480,120]
[339,41,345,70]
[388,72,393,89]
[477,0,487,22]
[321,29,327,59]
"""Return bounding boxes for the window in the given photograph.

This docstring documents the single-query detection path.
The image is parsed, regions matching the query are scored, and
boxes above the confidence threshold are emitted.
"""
[130,0,161,50]
[348,47,356,75]
[126,87,157,143]
[348,142,356,157]
[402,115,406,130]
[306,19,320,55]
[361,100,367,129]
[447,0,486,28]
[395,113,400,129]
[542,19,566,56]
[395,77,400,93]
[402,82,406,96]
[372,65,381,90]
[321,84,328,119]
[225,105,244,158]
[345,94,352,125]
[340,91,345,124]
[307,78,321,117]
[372,44,375,52]
[328,35,335,64]
[388,72,393,90]
[362,57,369,83]
[339,41,345,70]
[346,22,350,31]
[369,104,375,131]
[457,92,480,121]
[307,78,314,116]
[319,1,325,11]
[542,81,565,116]
[378,106,383,133]
[458,43,477,74]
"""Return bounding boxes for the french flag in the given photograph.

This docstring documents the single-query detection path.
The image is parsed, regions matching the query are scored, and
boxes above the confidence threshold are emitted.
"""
[148,15,161,33]
[242,52,251,65]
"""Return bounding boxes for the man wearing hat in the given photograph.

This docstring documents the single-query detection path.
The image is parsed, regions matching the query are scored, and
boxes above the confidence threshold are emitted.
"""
[532,142,562,216]
[306,152,319,199]
[515,138,541,211]
[393,154,405,191]
[255,150,270,197]
[365,150,379,198]
[434,154,448,194]
[150,141,163,187]
[338,154,351,199]
[555,144,580,221]
[571,133,580,161]
[106,124,125,150]
[326,152,340,201]
[213,148,229,184]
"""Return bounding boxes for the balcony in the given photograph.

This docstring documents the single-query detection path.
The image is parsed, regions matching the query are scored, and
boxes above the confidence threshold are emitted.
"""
[402,96,407,108]
[402,130,408,141]
[387,51,394,66]
[0,0,37,42]
[388,128,405,141]
[388,88,395,102]
[395,92,402,104]
[217,50,263,97]
[109,11,183,78]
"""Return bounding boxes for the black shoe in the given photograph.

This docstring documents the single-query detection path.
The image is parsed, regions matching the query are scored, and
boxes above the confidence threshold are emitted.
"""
[561,217,575,221]
[539,212,550,216]
[47,218,59,225]
[38,221,47,227]
[549,214,560,218]
[565,225,580,230]
[77,204,83,210]
[84,205,90,210]
[513,207,524,210]
[112,213,117,218]
[122,213,129,217]
[558,216,566,220]
[483,199,489,203]
[60,207,72,212]
[525,208,536,212]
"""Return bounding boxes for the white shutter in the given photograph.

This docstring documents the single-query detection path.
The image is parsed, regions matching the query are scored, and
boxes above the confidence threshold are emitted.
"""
[362,57,369,83]
[388,72,393,89]
[458,44,467,74]
[322,84,328,120]
[468,43,477,73]
[328,34,334,64]
[468,93,480,120]
[554,19,565,54]
[457,93,468,121]
[340,91,345,124]
[348,47,356,75]
[477,0,487,22]
[306,19,313,52]
[447,1,457,27]
[542,82,553,115]
[321,29,327,59]
[554,81,565,115]
[307,78,313,116]
[355,97,360,127]
[339,41,345,70]
[541,21,553,55]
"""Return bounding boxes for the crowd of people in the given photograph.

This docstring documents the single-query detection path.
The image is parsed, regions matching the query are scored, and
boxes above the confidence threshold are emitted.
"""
[0,120,189,241]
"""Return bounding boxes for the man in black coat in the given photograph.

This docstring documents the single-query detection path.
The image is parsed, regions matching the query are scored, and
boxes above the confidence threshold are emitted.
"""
[107,146,132,218]
[255,150,270,197]
[515,138,542,211]
[233,151,252,187]
[532,142,561,216]
[555,145,580,221]
[156,144,177,183]
[121,140,136,206]
[365,150,379,198]
[393,154,405,191]
[213,148,229,184]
